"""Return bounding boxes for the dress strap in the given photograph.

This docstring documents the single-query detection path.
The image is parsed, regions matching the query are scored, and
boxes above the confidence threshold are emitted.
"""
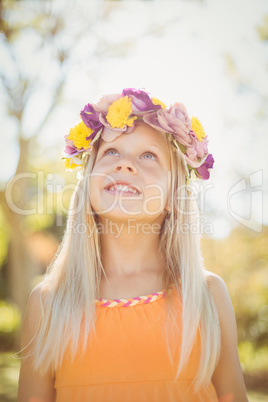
[95,283,179,308]
[95,290,167,308]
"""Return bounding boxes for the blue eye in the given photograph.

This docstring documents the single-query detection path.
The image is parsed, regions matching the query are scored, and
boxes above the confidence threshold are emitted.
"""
[143,152,157,160]
[104,148,118,156]
[103,148,157,160]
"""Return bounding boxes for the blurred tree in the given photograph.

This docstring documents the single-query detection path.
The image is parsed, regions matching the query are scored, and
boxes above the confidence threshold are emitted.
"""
[201,226,268,349]
[0,0,177,342]
[257,15,268,41]
[0,1,72,340]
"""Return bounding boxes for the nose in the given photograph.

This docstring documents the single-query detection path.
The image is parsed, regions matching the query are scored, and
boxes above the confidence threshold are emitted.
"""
[113,158,137,174]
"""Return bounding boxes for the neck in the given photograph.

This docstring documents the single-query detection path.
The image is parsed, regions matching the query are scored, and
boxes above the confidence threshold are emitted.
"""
[97,216,166,279]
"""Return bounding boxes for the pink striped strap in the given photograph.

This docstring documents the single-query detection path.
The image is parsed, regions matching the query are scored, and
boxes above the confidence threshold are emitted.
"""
[95,290,167,308]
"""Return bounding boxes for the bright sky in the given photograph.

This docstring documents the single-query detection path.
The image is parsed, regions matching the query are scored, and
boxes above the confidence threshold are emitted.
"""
[1,0,267,237]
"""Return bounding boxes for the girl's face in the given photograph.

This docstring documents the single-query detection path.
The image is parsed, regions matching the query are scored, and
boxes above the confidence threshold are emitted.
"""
[89,121,172,224]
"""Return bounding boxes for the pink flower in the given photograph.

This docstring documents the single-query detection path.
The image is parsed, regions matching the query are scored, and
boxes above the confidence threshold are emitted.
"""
[194,135,208,158]
[101,125,135,142]
[183,130,209,168]
[144,105,209,169]
[143,103,192,147]
[92,93,121,114]
[63,136,81,156]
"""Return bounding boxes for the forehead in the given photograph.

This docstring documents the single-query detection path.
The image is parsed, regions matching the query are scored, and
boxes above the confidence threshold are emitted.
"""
[99,122,170,156]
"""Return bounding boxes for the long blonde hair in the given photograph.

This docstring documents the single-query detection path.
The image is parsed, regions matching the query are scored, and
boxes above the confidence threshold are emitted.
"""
[24,130,220,392]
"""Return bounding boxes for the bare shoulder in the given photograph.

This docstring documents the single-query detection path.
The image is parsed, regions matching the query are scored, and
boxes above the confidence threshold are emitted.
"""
[204,270,249,401]
[29,280,51,303]
[204,270,233,318]
[204,269,227,290]
[18,281,55,402]
[23,281,51,335]
[20,281,53,362]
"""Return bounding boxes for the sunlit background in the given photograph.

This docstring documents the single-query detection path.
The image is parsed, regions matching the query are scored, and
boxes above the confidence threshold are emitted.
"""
[0,0,267,400]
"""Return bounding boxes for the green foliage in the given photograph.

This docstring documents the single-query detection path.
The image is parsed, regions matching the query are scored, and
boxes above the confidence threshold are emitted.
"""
[0,208,10,268]
[257,15,268,41]
[239,342,268,373]
[247,391,268,402]
[24,213,54,232]
[201,226,268,375]
[202,227,268,342]
[0,352,20,402]
[0,301,21,350]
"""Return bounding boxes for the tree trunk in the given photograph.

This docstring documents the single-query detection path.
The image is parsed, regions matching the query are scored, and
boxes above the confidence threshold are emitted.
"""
[5,209,41,348]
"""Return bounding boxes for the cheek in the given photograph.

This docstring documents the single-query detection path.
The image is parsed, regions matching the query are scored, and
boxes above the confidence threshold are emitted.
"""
[142,174,170,212]
[90,158,112,187]
[91,159,105,172]
[146,170,170,194]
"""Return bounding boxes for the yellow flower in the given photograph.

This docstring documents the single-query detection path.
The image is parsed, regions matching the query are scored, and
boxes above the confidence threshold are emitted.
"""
[106,96,137,129]
[67,122,93,150]
[191,117,206,142]
[152,97,166,109]
[64,158,80,170]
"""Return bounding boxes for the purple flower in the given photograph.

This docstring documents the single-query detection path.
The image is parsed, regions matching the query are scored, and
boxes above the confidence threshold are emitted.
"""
[63,136,81,156]
[196,154,214,180]
[122,88,161,115]
[143,103,192,147]
[80,103,103,138]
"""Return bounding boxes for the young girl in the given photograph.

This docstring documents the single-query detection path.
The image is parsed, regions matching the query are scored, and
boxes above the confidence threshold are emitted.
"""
[18,88,248,402]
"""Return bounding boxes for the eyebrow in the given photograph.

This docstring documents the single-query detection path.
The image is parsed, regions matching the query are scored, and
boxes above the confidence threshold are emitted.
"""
[149,143,164,152]
[100,142,163,151]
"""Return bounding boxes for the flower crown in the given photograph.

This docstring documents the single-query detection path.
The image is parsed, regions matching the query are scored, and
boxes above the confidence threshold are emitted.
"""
[62,88,214,180]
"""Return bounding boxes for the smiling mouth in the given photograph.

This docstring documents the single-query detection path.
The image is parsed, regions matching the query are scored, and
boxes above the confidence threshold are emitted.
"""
[105,184,142,196]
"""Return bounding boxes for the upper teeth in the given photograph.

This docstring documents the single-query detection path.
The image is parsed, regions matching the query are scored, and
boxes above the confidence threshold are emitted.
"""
[108,184,139,194]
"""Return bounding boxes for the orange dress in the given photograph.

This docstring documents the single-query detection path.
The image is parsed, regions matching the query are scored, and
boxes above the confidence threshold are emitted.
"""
[54,286,218,402]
